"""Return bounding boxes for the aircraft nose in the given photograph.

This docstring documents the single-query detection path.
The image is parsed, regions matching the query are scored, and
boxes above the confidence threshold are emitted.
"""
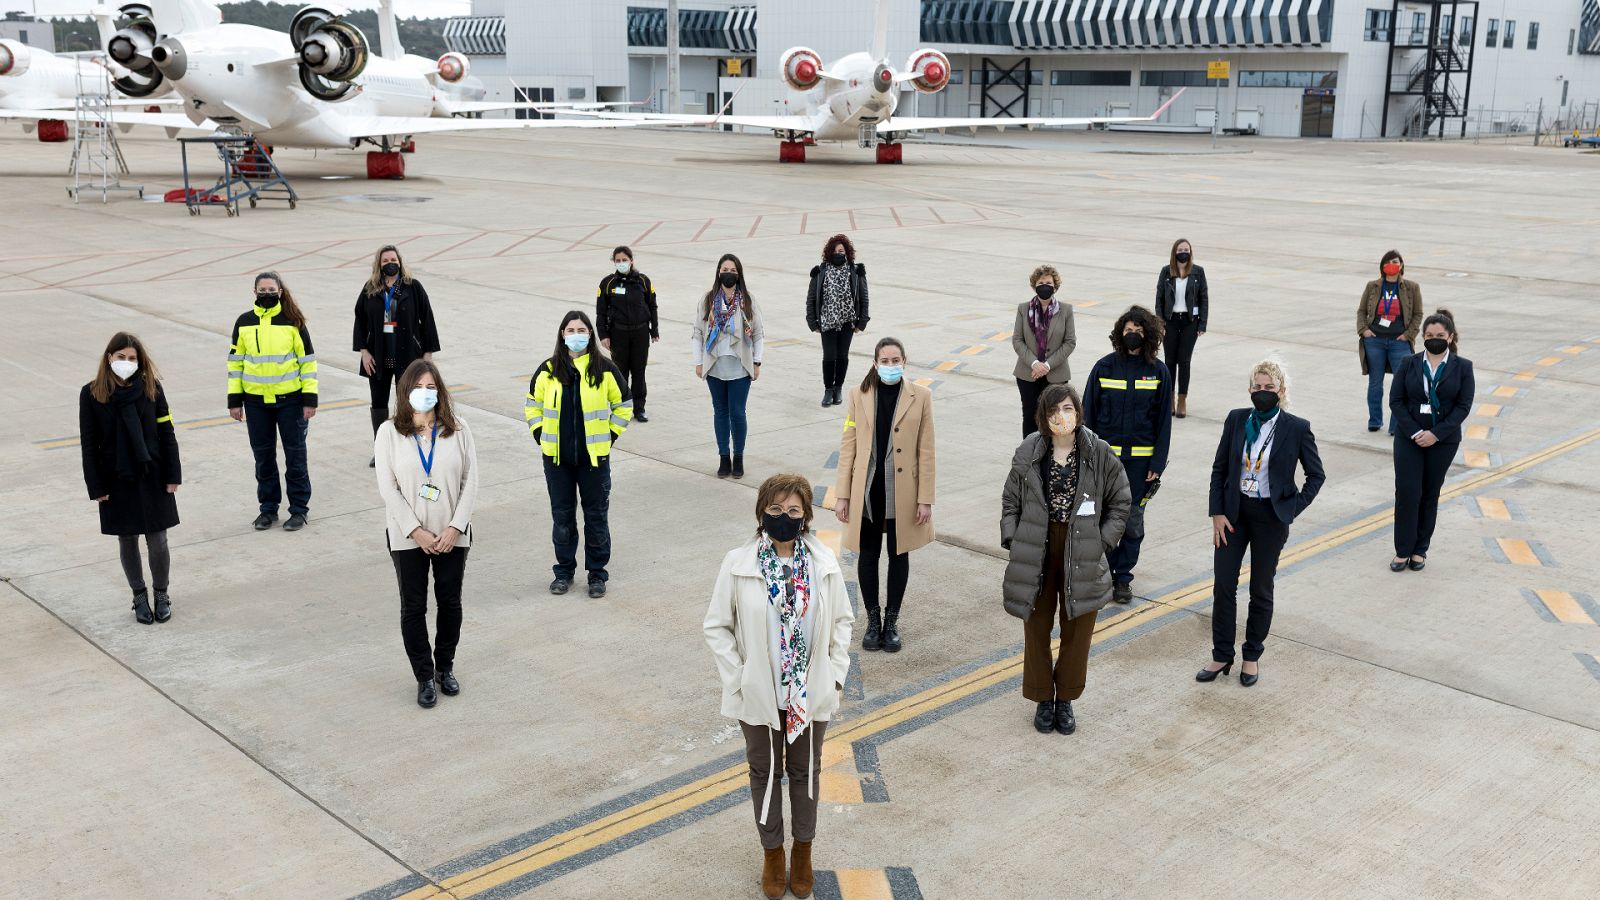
[151,37,188,80]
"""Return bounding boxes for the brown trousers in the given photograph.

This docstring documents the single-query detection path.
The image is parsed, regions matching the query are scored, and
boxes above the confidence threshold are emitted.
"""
[1023,520,1097,702]
[741,714,828,850]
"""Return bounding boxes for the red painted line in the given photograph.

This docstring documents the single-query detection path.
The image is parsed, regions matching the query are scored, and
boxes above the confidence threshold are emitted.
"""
[11,253,97,277]
[422,232,485,262]
[800,212,809,234]
[971,206,989,220]
[146,245,264,282]
[848,208,858,230]
[48,248,186,288]
[746,216,763,239]
[494,227,550,257]
[268,239,352,270]
[690,218,715,242]
[929,206,946,224]
[634,220,665,244]
[564,224,609,252]
[889,206,904,227]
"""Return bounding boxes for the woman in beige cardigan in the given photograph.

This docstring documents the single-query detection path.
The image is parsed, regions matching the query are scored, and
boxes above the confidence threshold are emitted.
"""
[704,474,854,900]
[375,360,479,709]
[834,337,935,653]
[1012,264,1077,438]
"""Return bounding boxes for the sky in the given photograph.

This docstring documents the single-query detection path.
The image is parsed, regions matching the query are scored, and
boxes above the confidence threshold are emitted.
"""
[5,1,472,18]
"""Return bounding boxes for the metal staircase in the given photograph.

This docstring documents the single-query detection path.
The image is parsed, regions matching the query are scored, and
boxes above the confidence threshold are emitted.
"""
[67,65,143,203]
[1381,1,1479,139]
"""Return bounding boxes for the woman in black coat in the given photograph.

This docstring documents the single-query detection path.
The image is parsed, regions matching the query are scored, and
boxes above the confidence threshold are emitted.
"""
[355,244,440,461]
[1154,238,1208,419]
[79,332,181,625]
[1388,308,1474,573]
[805,233,869,408]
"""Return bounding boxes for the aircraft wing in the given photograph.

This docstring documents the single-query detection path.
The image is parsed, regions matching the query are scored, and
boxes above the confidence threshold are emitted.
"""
[337,115,669,139]
[560,110,823,133]
[0,108,213,133]
[878,89,1186,135]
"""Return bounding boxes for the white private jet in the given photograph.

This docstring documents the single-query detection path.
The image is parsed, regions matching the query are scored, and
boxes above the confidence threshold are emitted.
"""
[1,10,178,135]
[35,0,662,177]
[580,0,1185,163]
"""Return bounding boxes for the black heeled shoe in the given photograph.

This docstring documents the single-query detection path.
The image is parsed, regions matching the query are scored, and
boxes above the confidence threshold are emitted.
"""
[1390,558,1408,572]
[1033,701,1055,733]
[1408,556,1427,571]
[1195,662,1232,682]
[1239,665,1259,687]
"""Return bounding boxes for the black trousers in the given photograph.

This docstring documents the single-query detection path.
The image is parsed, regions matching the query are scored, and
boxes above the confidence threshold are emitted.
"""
[368,365,401,414]
[544,457,611,581]
[1163,314,1201,395]
[1017,377,1048,437]
[1394,438,1456,557]
[610,327,651,413]
[392,546,469,682]
[858,513,909,616]
[820,329,855,390]
[1212,497,1290,663]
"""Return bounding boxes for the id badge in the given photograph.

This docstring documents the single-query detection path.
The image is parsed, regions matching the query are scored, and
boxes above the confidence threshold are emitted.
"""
[383,321,397,334]
[1076,499,1096,516]
[1419,402,1433,415]
[1240,477,1259,494]
[611,286,628,295]
[419,483,441,502]
[1378,318,1392,328]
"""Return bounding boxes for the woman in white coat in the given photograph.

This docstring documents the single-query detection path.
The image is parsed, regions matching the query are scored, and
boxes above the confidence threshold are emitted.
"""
[704,473,854,900]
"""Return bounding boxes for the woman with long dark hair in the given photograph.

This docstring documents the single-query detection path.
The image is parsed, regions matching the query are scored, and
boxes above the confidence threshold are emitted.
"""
[805,233,869,408]
[692,253,764,479]
[80,332,181,625]
[1154,238,1209,418]
[525,310,632,598]
[1388,309,1473,573]
[375,360,478,708]
[833,337,935,653]
[227,271,318,532]
[355,243,440,465]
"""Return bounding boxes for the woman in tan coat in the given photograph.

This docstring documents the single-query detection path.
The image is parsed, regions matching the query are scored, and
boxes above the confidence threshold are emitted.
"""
[1011,264,1077,438]
[834,337,936,653]
[1356,249,1424,434]
[705,474,854,900]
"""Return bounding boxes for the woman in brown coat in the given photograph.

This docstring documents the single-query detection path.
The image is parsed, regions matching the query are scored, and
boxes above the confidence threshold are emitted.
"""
[1000,382,1130,736]
[1356,249,1424,434]
[1011,265,1077,438]
[835,338,935,653]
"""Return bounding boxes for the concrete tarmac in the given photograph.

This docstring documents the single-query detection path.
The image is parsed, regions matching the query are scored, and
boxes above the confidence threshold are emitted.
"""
[3,126,1598,898]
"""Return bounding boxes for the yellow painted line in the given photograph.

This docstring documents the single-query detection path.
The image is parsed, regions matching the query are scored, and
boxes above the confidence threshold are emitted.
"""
[1465,424,1492,441]
[816,527,843,559]
[1513,371,1536,381]
[1075,300,1102,308]
[1536,357,1562,367]
[913,377,934,387]
[1493,386,1519,398]
[419,426,1600,897]
[820,739,852,770]
[959,345,986,356]
[1477,497,1511,520]
[1563,345,1588,355]
[1537,590,1594,625]
[988,331,1013,341]
[1461,450,1492,468]
[820,769,865,804]
[835,868,894,900]
[1497,538,1541,566]
[935,360,960,372]
[1475,403,1503,417]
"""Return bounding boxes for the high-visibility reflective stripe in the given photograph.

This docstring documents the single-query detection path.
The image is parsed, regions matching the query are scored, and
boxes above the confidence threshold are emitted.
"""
[585,432,612,445]
[227,354,244,361]
[540,433,559,444]
[1130,446,1155,457]
[241,371,306,385]
[1098,378,1129,390]
[241,353,300,364]
[583,408,611,421]
[609,416,629,429]
[156,415,173,424]
[1133,380,1160,390]
[613,400,634,411]
[1109,445,1123,454]
[843,418,856,430]
[299,354,317,365]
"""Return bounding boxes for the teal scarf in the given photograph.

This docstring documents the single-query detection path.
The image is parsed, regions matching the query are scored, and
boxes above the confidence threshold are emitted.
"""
[1244,406,1280,447]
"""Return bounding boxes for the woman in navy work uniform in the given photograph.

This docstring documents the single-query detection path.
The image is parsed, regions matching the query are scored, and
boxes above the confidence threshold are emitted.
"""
[1081,306,1173,604]
[597,245,659,422]
[1388,309,1474,573]
[355,244,440,464]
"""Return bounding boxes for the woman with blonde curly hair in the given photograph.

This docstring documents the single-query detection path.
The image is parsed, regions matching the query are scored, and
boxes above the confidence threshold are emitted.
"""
[1010,264,1077,437]
[1198,358,1325,687]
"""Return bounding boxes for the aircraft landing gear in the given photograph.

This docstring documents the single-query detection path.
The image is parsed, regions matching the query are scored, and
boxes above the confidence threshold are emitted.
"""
[875,142,902,165]
[779,140,806,163]
[37,119,68,143]
[400,140,416,154]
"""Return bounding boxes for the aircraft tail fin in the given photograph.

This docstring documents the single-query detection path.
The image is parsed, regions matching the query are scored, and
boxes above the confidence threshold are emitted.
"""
[379,0,403,59]
[871,0,891,61]
[148,1,222,35]
[89,5,118,48]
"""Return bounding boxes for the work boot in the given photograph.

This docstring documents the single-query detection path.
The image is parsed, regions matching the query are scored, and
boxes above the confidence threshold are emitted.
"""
[1113,581,1133,605]
[790,840,814,898]
[861,605,883,651]
[761,846,786,900]
[1055,700,1077,735]
[131,589,154,625]
[717,454,732,479]
[1176,394,1188,419]
[881,612,901,652]
[152,590,171,623]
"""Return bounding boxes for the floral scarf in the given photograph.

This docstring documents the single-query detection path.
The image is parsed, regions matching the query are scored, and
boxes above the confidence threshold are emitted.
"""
[705,289,753,354]
[757,534,812,744]
[1027,296,1059,361]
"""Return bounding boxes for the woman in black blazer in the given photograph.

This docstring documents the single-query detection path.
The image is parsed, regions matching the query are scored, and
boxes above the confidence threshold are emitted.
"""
[1199,359,1324,686]
[1154,238,1208,418]
[354,244,441,461]
[1388,309,1474,572]
[79,332,182,625]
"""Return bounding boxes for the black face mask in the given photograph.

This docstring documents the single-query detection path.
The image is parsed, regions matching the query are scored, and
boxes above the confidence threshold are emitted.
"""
[255,292,280,308]
[1175,251,1192,264]
[1424,338,1450,355]
[1121,331,1144,352]
[1034,283,1055,301]
[382,262,400,277]
[831,252,847,266]
[763,512,803,543]
[1251,390,1279,413]
[719,272,739,288]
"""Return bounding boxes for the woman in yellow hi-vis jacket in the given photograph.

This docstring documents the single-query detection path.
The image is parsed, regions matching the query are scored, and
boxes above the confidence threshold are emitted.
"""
[228,271,318,533]
[525,310,632,598]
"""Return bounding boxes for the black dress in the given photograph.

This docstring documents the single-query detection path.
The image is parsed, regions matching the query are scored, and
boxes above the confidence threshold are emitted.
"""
[79,381,181,536]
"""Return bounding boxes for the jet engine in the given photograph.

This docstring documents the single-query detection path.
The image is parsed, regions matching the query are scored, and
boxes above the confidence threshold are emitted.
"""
[0,39,31,77]
[436,51,469,84]
[904,49,951,94]
[291,6,369,101]
[106,4,165,97]
[780,47,823,92]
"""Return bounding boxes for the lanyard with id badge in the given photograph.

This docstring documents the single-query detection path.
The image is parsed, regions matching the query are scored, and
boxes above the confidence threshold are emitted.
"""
[1241,424,1275,496]
[1421,359,1447,425]
[415,424,442,502]
[383,284,399,334]
[1377,284,1399,329]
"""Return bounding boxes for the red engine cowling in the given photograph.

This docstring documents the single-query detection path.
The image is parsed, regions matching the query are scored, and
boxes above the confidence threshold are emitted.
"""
[436,51,469,84]
[905,49,950,94]
[780,47,823,92]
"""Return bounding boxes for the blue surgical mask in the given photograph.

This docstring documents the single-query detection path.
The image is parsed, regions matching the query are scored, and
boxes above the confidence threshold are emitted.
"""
[615,261,631,275]
[564,333,590,354]
[877,365,904,385]
[409,387,438,412]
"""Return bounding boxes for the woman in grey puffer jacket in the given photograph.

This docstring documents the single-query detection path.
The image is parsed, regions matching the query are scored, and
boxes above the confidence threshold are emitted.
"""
[1001,382,1131,736]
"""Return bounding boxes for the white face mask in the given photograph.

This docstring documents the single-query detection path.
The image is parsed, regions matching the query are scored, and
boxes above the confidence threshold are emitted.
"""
[409,387,438,412]
[110,359,139,380]
[615,261,631,275]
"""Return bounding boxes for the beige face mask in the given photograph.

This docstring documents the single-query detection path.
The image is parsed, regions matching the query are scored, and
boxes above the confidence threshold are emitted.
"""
[1049,412,1076,436]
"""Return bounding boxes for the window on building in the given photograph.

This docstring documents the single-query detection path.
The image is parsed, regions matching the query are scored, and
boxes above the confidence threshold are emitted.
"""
[1140,70,1213,87]
[18,29,27,43]
[1364,9,1392,42]
[1440,15,1452,39]
[1410,12,1426,44]
[1503,20,1515,48]
[1570,29,1577,55]
[1237,71,1340,88]
[1459,17,1473,46]
[1562,80,1569,105]
[1527,22,1538,50]
[1485,19,1497,47]
[1051,70,1133,87]
[949,69,963,85]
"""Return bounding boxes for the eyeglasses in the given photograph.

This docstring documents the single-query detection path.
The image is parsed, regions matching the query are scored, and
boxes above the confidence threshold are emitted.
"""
[765,507,805,518]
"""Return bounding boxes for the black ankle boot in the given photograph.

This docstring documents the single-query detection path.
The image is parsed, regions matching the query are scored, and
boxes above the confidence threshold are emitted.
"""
[731,454,745,479]
[132,590,154,625]
[881,612,901,652]
[862,606,883,651]
[152,590,171,623]
[821,387,833,408]
[717,454,732,478]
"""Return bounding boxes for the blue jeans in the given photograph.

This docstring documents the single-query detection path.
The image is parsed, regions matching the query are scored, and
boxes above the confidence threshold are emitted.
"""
[1109,456,1153,583]
[1363,337,1411,432]
[244,399,310,516]
[543,457,611,582]
[707,375,751,455]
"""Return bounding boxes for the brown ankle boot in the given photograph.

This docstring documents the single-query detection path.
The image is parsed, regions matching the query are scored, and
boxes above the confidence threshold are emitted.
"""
[1175,394,1188,418]
[761,846,786,899]
[790,840,814,898]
